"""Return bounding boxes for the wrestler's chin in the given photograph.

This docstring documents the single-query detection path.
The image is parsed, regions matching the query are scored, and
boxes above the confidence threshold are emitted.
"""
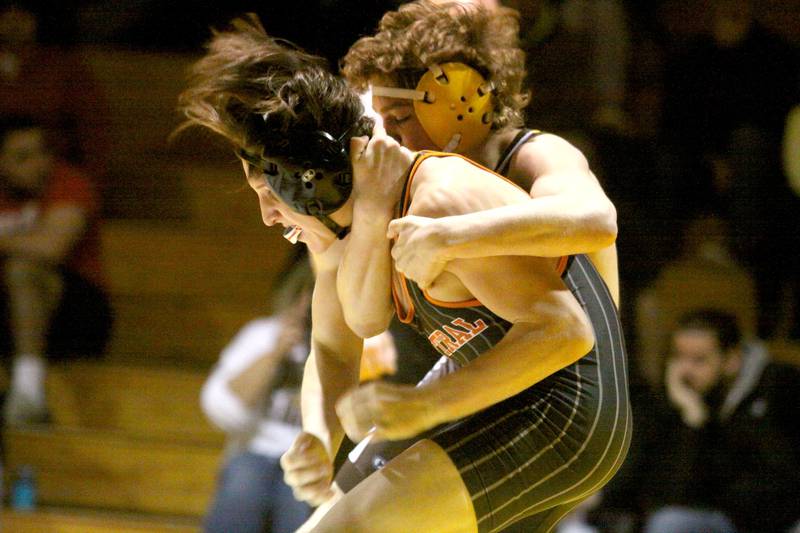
[300,230,337,255]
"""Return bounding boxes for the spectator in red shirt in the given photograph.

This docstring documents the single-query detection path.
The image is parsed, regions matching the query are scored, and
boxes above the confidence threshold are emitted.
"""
[0,115,112,425]
[0,2,109,183]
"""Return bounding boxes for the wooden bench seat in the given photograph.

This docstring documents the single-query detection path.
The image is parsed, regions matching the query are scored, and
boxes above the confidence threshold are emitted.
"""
[46,362,222,445]
[3,427,221,517]
[100,219,291,363]
[1,507,200,533]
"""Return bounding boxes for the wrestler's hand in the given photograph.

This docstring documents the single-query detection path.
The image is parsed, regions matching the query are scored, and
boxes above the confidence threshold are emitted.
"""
[387,214,451,289]
[335,380,438,442]
[295,483,344,533]
[350,122,415,213]
[280,432,336,506]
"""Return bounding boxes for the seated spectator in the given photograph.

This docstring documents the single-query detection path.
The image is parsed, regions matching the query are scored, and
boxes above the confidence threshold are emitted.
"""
[0,2,109,183]
[200,248,396,533]
[1,115,111,425]
[634,215,756,389]
[591,309,800,533]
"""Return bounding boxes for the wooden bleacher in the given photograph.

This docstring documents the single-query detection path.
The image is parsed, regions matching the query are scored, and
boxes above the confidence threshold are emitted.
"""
[2,508,198,533]
[5,427,219,516]
[2,47,297,531]
[44,362,222,445]
[102,216,285,366]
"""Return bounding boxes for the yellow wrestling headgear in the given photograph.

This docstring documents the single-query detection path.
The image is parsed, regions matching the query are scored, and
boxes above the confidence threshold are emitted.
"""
[372,63,494,153]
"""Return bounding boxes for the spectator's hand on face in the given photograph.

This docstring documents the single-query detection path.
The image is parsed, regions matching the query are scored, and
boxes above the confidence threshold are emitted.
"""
[349,122,415,213]
[387,214,450,290]
[666,359,709,428]
[281,432,336,506]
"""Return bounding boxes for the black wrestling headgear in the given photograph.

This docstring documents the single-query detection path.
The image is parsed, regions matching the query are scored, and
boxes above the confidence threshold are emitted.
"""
[239,119,353,239]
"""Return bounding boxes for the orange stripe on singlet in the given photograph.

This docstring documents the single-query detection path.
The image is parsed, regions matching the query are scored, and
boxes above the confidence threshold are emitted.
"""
[556,255,569,277]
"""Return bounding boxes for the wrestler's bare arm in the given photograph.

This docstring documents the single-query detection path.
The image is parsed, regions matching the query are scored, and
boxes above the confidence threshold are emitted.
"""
[413,134,616,259]
[337,128,415,337]
[304,248,364,454]
[337,156,594,441]
[389,134,620,300]
[282,247,363,506]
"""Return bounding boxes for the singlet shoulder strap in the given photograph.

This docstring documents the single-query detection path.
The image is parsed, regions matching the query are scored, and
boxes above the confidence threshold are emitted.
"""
[397,151,443,218]
[494,129,542,176]
[494,129,569,275]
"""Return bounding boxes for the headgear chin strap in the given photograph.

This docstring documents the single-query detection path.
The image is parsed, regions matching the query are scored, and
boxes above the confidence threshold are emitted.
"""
[372,63,494,153]
[239,129,353,239]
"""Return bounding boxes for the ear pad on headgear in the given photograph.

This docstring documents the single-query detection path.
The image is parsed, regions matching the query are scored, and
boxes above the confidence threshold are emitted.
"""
[413,63,493,153]
[277,131,352,217]
[261,158,352,217]
[372,63,494,153]
[239,129,353,238]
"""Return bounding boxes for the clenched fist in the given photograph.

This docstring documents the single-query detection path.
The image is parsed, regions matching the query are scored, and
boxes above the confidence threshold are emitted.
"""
[387,214,451,289]
[349,122,415,212]
[280,432,336,506]
[335,380,439,442]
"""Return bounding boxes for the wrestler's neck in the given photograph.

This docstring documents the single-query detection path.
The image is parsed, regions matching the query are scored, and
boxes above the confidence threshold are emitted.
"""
[459,128,520,170]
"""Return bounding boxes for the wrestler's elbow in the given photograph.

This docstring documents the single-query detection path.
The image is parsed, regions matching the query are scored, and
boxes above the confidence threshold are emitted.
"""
[596,199,618,245]
[343,305,393,340]
[581,198,617,249]
[561,304,595,364]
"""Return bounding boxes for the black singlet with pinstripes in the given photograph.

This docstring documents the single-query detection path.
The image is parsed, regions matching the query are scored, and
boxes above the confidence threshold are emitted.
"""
[391,134,548,368]
[393,145,629,531]
[335,130,631,533]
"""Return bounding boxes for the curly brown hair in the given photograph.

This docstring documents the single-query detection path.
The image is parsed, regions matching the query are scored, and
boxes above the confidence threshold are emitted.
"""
[178,15,372,160]
[342,0,528,130]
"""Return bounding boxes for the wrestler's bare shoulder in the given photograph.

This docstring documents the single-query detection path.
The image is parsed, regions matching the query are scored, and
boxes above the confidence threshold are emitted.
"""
[408,155,529,219]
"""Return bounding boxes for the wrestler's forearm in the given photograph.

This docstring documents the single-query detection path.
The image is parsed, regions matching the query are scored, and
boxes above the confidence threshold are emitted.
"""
[439,194,616,260]
[301,346,360,457]
[302,263,364,456]
[417,314,593,425]
[337,202,394,337]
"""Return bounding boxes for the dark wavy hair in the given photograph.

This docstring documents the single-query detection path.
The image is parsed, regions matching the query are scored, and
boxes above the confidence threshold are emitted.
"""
[342,0,528,130]
[677,309,742,352]
[178,15,372,160]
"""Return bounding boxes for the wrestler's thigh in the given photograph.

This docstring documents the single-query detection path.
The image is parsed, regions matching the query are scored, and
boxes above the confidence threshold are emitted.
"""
[312,439,478,533]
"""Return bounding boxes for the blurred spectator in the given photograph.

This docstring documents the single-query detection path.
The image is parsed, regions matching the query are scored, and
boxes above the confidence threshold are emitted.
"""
[0,115,111,425]
[591,309,800,533]
[0,1,109,184]
[200,247,397,533]
[634,215,756,388]
[200,249,314,533]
